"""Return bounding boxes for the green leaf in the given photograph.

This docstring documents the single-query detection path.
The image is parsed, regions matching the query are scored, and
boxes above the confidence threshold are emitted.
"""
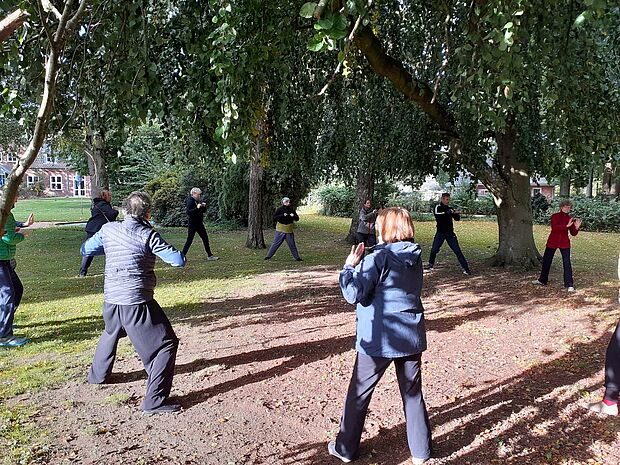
[318,18,333,30]
[307,35,325,52]
[573,12,587,27]
[299,2,317,19]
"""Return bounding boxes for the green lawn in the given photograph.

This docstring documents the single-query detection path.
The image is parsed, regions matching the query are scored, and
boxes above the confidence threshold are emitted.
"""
[12,197,94,223]
[0,214,618,463]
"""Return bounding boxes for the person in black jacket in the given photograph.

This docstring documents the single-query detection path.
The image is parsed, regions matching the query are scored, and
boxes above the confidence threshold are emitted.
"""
[181,187,218,261]
[79,189,119,277]
[264,197,302,261]
[426,193,471,275]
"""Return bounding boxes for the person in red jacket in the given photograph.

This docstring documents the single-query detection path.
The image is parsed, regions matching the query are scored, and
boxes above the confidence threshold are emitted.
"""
[533,200,581,292]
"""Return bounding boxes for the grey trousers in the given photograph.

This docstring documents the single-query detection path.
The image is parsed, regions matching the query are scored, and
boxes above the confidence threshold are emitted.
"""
[88,300,179,411]
[334,352,432,461]
[265,231,300,260]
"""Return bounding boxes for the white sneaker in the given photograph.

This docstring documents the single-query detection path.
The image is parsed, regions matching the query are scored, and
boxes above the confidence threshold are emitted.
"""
[566,286,576,292]
[412,457,429,465]
[207,256,219,261]
[586,401,618,416]
[327,441,351,463]
[532,279,544,285]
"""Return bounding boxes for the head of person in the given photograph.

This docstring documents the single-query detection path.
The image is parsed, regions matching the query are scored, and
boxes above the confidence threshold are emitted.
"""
[441,193,451,205]
[375,207,415,244]
[282,197,290,206]
[123,191,152,220]
[99,189,111,203]
[559,199,572,213]
[363,199,372,209]
[190,187,202,200]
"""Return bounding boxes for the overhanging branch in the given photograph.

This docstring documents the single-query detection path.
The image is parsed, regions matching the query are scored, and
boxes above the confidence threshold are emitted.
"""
[0,9,30,43]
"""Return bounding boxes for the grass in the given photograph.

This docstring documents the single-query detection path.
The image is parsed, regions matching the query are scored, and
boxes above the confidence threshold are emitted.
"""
[11,198,94,223]
[0,213,618,462]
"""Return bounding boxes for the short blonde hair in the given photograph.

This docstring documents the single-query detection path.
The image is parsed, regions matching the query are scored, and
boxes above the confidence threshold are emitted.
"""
[376,207,415,243]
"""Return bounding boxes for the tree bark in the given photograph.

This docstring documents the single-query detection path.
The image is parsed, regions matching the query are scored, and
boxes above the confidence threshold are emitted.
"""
[586,166,594,198]
[0,1,89,235]
[613,165,620,200]
[246,103,268,249]
[559,176,571,197]
[0,9,29,43]
[85,129,108,197]
[346,168,374,244]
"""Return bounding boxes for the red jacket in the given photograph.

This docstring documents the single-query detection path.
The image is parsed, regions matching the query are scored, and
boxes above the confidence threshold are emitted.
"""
[546,211,579,249]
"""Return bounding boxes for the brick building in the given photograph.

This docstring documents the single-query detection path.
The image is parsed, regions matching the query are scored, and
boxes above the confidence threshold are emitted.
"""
[0,145,91,197]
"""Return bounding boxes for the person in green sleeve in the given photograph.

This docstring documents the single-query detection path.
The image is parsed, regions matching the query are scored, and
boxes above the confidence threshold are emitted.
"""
[264,197,302,261]
[0,199,31,347]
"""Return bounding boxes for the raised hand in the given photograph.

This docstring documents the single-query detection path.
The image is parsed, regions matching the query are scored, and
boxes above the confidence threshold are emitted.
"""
[574,218,582,229]
[24,213,34,227]
[345,242,365,267]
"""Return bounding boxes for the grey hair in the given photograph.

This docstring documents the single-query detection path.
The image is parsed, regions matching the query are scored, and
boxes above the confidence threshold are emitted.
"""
[98,189,111,198]
[123,191,152,218]
[190,187,201,195]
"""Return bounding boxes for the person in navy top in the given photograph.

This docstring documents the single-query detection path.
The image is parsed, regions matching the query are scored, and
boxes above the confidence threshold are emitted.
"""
[328,207,432,465]
[426,192,470,275]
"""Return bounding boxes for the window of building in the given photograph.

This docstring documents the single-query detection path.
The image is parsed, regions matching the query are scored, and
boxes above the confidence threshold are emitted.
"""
[26,175,41,188]
[73,176,85,197]
[43,152,57,164]
[532,187,542,196]
[0,172,6,186]
[478,188,489,197]
[50,175,63,190]
[6,153,17,162]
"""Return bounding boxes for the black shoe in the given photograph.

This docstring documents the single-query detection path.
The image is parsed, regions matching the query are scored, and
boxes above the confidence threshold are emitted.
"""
[264,256,271,260]
[143,403,181,415]
[78,272,87,277]
[295,258,303,261]
[463,269,471,276]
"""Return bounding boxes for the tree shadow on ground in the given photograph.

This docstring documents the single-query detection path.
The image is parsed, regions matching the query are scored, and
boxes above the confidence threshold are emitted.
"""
[25,315,102,344]
[277,331,620,464]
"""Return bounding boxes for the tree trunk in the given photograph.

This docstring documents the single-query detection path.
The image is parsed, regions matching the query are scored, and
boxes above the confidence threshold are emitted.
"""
[559,176,571,197]
[85,129,108,197]
[586,166,594,198]
[486,131,541,268]
[246,104,268,249]
[613,165,620,200]
[346,168,374,244]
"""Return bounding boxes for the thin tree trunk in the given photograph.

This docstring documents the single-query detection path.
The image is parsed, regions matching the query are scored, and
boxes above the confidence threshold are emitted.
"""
[246,102,268,249]
[559,176,571,197]
[346,168,374,244]
[586,166,594,198]
[613,165,620,200]
[85,129,107,196]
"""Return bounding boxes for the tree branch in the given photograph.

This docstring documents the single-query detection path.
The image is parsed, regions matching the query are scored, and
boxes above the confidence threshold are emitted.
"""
[41,0,63,21]
[354,25,459,138]
[0,9,30,43]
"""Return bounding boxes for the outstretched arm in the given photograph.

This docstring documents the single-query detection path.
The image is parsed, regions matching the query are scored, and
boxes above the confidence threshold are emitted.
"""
[149,232,186,267]
[81,232,105,256]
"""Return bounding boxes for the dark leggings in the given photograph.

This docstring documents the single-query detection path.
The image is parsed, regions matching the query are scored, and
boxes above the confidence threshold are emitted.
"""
[604,319,620,402]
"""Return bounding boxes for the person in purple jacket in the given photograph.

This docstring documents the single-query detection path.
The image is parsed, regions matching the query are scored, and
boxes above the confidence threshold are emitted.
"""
[82,192,186,414]
[328,207,432,464]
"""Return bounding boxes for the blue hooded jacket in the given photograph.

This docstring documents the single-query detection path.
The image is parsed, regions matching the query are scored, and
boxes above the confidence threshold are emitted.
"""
[339,241,426,358]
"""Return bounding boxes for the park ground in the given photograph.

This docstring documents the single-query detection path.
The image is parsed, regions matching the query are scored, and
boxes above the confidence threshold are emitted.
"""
[1,200,620,465]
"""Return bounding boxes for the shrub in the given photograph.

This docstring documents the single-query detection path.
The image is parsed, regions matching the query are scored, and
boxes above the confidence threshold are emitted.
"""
[387,192,428,212]
[144,171,185,226]
[316,185,356,217]
[535,196,620,232]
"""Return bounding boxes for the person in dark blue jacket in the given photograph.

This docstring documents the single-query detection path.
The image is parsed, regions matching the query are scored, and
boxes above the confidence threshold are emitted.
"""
[181,187,218,261]
[82,192,186,414]
[79,189,118,277]
[328,207,432,464]
[426,192,470,275]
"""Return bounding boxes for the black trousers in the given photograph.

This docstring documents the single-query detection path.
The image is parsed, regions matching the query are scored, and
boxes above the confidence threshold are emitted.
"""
[334,352,432,461]
[88,300,179,411]
[79,232,96,275]
[182,222,212,256]
[538,247,574,288]
[428,232,470,272]
[604,319,620,402]
[356,232,377,248]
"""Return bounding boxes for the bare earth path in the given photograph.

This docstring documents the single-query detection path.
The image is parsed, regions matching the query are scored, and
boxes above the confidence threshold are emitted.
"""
[16,264,620,464]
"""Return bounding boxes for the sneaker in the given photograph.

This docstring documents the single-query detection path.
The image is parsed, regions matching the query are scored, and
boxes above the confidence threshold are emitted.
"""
[463,270,471,276]
[412,457,430,465]
[423,266,434,274]
[207,256,219,261]
[143,403,182,415]
[327,441,351,463]
[295,258,303,262]
[0,336,30,347]
[78,272,87,277]
[532,279,545,285]
[567,286,576,292]
[264,256,271,260]
[586,400,618,416]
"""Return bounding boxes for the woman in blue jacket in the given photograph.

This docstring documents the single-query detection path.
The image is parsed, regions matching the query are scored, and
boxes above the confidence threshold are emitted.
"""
[328,207,431,464]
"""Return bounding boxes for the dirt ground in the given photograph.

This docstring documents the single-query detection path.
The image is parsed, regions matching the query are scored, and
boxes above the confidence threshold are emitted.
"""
[15,264,620,465]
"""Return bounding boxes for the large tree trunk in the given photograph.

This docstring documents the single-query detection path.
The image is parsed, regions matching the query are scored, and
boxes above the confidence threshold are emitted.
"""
[346,168,374,244]
[246,103,268,249]
[485,131,541,268]
[613,165,620,200]
[559,176,571,197]
[85,129,108,197]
